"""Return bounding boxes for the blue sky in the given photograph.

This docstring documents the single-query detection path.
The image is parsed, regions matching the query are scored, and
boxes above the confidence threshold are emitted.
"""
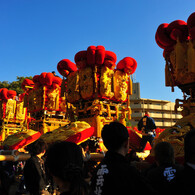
[1,0,195,102]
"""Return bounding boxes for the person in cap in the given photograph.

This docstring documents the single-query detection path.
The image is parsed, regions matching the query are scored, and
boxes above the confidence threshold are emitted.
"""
[51,71,56,76]
[145,142,183,195]
[90,121,157,195]
[138,111,156,151]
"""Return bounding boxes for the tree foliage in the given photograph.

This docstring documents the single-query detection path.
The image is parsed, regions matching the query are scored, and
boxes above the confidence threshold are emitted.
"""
[0,76,33,94]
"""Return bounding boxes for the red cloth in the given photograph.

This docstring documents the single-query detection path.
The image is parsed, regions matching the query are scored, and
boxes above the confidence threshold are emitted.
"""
[128,129,141,147]
[9,127,94,150]
[144,142,152,150]
[66,127,95,144]
[128,129,152,151]
[9,131,42,150]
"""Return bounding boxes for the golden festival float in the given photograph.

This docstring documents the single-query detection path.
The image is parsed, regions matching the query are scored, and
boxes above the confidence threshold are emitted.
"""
[2,13,195,163]
[150,12,195,162]
[0,45,137,160]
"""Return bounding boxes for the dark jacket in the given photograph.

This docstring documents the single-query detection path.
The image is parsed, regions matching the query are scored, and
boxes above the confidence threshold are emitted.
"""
[90,151,157,195]
[138,116,156,133]
[174,163,195,195]
[146,163,184,195]
[24,155,48,195]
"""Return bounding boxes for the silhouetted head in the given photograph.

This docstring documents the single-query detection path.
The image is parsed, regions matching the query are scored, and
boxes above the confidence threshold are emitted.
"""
[101,122,129,152]
[25,138,47,156]
[45,141,88,194]
[154,141,175,166]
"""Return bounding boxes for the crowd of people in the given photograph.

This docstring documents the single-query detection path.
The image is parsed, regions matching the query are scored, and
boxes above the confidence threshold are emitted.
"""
[0,122,195,195]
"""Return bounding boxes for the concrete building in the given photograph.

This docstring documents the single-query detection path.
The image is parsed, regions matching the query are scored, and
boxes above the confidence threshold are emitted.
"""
[130,82,182,129]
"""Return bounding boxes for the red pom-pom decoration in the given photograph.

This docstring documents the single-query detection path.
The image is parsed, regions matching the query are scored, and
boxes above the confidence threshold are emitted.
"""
[74,51,87,69]
[21,79,34,90]
[167,20,188,41]
[170,28,183,41]
[87,46,96,65]
[7,90,17,99]
[104,51,117,69]
[187,12,195,29]
[96,45,105,65]
[32,75,41,89]
[117,57,137,75]
[39,72,47,85]
[45,72,54,86]
[0,88,8,100]
[57,59,77,77]
[52,76,62,88]
[187,13,195,39]
[155,23,175,48]
[53,76,62,85]
[32,75,40,83]
[105,51,117,63]
[155,33,167,49]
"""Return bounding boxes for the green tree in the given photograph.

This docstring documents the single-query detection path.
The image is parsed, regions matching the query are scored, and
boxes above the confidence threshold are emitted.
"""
[0,76,33,94]
[0,81,10,89]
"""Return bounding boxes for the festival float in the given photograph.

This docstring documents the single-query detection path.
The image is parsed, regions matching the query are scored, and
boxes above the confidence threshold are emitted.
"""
[40,45,136,147]
[1,45,137,152]
[0,88,27,141]
[150,12,195,162]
